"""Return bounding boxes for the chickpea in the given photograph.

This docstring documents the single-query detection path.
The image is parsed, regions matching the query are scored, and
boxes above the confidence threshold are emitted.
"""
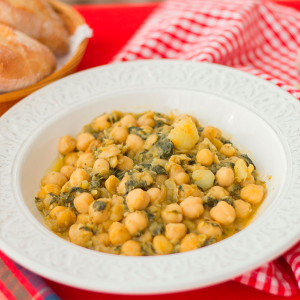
[170,164,190,185]
[180,196,204,219]
[111,126,128,143]
[201,126,222,141]
[220,144,237,157]
[37,183,61,200]
[110,204,125,222]
[85,140,101,153]
[41,171,67,187]
[58,135,76,155]
[125,211,148,235]
[92,233,110,248]
[210,201,236,226]
[76,133,95,151]
[64,152,79,166]
[178,184,203,200]
[69,223,93,247]
[74,192,94,214]
[69,168,90,187]
[89,199,111,224]
[136,229,153,243]
[240,184,264,204]
[216,167,235,187]
[112,195,124,205]
[121,240,142,256]
[156,174,168,185]
[241,175,255,187]
[196,149,214,166]
[120,114,137,127]
[165,223,187,241]
[207,186,229,200]
[49,206,76,231]
[234,200,252,218]
[76,213,90,224]
[126,188,150,211]
[60,165,76,179]
[109,222,131,245]
[197,221,222,240]
[126,134,144,152]
[137,114,155,128]
[117,173,129,195]
[180,233,201,252]
[147,187,166,204]
[161,204,183,223]
[153,235,173,255]
[76,153,96,169]
[91,114,111,131]
[93,158,110,174]
[116,156,133,171]
[105,175,120,194]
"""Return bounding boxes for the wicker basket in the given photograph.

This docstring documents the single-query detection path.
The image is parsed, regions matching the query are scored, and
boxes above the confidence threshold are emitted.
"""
[0,0,88,115]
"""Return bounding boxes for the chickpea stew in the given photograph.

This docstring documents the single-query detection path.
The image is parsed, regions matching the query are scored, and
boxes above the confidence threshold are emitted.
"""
[35,111,266,256]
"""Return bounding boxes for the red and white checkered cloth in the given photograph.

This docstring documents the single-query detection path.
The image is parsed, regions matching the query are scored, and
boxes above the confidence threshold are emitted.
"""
[112,0,300,296]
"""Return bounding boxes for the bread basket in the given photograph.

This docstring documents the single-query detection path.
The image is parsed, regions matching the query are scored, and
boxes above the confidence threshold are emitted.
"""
[0,0,88,114]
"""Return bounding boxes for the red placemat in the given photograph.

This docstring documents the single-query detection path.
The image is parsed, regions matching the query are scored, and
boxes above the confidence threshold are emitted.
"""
[41,2,300,299]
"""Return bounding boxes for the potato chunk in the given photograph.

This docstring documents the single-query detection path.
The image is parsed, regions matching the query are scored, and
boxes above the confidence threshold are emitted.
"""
[192,169,215,191]
[168,117,199,150]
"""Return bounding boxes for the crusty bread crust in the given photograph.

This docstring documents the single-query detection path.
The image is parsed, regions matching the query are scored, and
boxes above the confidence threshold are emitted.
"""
[0,0,70,56]
[0,24,56,93]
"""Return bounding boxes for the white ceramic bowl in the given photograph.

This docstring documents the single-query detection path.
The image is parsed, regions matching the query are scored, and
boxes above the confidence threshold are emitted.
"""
[1,60,300,295]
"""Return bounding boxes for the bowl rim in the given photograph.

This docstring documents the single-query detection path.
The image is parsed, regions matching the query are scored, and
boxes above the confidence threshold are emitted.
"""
[0,0,88,103]
[1,60,300,295]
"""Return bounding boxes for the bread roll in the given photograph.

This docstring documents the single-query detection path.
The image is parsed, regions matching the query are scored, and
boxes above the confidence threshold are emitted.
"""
[0,24,56,93]
[0,0,69,55]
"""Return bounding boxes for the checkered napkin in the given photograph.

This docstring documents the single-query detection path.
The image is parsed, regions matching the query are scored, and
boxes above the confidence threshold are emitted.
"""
[0,251,60,300]
[112,0,300,296]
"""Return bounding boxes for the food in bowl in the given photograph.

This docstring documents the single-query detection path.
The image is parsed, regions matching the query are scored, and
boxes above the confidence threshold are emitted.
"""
[35,111,266,256]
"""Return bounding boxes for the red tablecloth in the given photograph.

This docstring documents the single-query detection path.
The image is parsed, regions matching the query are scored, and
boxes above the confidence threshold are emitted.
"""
[42,2,300,299]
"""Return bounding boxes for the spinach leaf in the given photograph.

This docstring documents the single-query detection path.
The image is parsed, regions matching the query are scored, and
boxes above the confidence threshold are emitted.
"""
[93,201,107,211]
[155,137,174,159]
[220,137,232,145]
[149,222,164,236]
[128,127,149,140]
[203,197,219,208]
[241,154,256,169]
[151,165,167,175]
[125,179,149,195]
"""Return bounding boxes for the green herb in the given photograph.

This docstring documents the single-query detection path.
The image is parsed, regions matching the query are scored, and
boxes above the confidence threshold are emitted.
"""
[151,165,167,175]
[203,197,219,208]
[89,174,106,191]
[149,222,164,236]
[241,154,256,169]
[221,197,235,208]
[154,120,165,128]
[128,127,149,140]
[141,242,155,256]
[208,162,235,175]
[197,127,204,134]
[79,226,92,232]
[155,137,174,159]
[204,237,217,246]
[93,201,107,211]
[220,137,232,145]
[125,179,149,195]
